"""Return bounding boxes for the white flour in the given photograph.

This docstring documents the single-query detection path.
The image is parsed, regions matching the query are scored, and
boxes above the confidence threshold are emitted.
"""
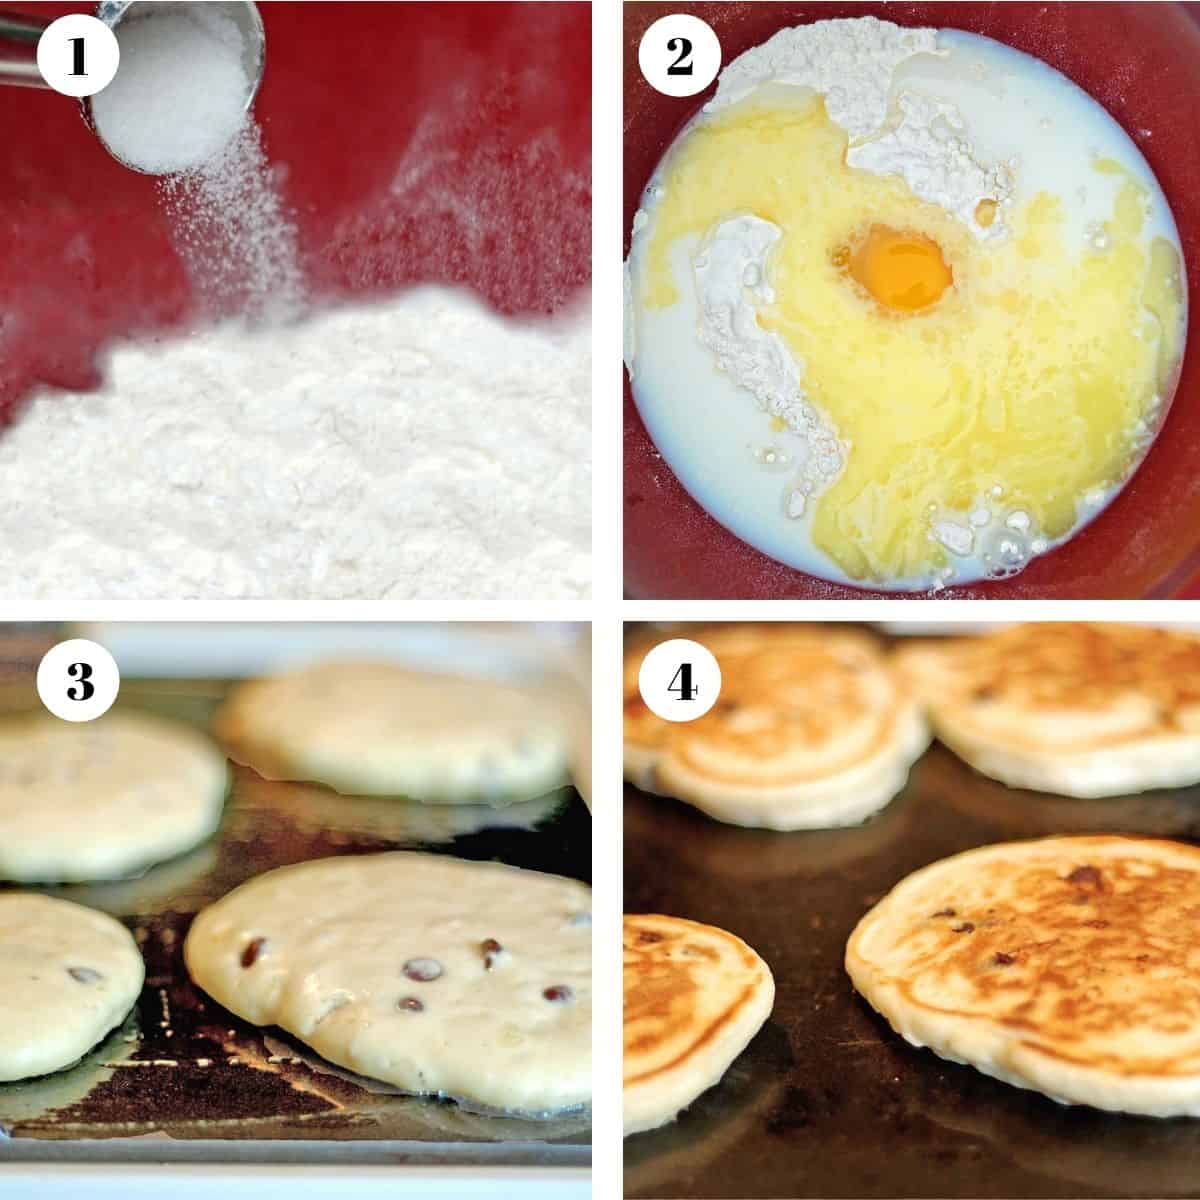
[0,290,590,600]
[708,17,937,137]
[706,17,1013,239]
[692,214,842,510]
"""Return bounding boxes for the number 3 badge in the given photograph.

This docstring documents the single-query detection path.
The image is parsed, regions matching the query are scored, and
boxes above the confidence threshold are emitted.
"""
[37,639,121,722]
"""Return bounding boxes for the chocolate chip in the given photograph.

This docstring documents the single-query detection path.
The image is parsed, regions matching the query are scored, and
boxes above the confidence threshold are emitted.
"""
[402,957,443,982]
[67,966,102,984]
[241,937,266,968]
[636,931,663,945]
[973,686,997,702]
[481,939,503,970]
[951,922,975,934]
[992,952,1016,966]
[1066,865,1103,888]
[397,996,424,1012]
[931,907,957,918]
[543,985,574,1003]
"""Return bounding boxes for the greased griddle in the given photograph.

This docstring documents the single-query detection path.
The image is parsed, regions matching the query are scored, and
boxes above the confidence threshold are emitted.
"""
[0,680,590,1168]
[624,630,1200,1199]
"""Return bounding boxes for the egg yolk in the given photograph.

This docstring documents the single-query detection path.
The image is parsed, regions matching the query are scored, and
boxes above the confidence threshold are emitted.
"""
[841,226,952,312]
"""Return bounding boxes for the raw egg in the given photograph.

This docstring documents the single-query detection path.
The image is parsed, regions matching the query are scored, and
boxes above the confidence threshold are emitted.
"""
[840,226,953,313]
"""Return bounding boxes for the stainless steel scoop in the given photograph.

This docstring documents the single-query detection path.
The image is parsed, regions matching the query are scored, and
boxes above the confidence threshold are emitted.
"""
[0,8,46,87]
[0,1,264,174]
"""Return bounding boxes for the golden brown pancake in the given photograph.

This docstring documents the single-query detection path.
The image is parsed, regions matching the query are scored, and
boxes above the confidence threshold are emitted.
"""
[624,624,926,828]
[847,835,1200,1116]
[919,740,1200,840]
[624,914,773,1136]
[623,773,916,883]
[895,623,1200,797]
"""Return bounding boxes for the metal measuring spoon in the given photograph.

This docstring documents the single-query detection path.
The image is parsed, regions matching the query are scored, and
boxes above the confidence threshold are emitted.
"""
[0,1,264,175]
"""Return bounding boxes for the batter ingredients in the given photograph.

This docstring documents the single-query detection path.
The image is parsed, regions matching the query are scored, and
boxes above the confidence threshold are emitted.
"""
[184,852,592,1116]
[0,894,143,1082]
[0,288,590,600]
[626,17,1187,590]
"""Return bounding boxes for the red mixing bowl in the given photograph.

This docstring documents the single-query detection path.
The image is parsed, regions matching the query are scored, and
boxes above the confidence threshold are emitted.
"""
[0,1,590,419]
[624,1,1200,598]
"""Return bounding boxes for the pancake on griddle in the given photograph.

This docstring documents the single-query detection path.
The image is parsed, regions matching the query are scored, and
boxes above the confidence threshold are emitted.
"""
[214,660,569,805]
[896,623,1200,798]
[847,835,1200,1117]
[624,914,774,1136]
[624,624,928,829]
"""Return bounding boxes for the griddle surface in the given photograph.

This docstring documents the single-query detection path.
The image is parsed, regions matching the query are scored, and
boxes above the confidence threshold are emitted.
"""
[625,722,1200,1198]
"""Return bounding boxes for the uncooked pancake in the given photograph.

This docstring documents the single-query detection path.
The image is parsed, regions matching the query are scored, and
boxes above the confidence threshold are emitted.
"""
[624,913,774,1136]
[184,852,591,1116]
[0,894,143,1082]
[896,623,1200,797]
[624,624,927,828]
[0,712,228,883]
[214,660,570,804]
[847,835,1200,1116]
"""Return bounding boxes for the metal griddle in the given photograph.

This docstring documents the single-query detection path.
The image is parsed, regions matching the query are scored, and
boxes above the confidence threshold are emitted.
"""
[0,680,591,1168]
[624,629,1200,1199]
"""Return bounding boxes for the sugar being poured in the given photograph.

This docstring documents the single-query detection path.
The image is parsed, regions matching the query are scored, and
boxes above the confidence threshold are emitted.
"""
[10,3,589,600]
[92,3,301,319]
[91,4,251,176]
[160,124,304,321]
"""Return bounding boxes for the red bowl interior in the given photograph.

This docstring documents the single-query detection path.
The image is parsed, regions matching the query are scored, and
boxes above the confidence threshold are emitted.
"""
[624,1,1200,599]
[0,1,590,421]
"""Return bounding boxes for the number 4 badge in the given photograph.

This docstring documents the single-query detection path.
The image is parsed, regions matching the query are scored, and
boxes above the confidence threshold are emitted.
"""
[639,638,721,721]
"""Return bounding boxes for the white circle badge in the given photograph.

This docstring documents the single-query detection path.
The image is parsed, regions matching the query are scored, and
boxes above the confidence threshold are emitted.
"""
[638,14,721,98]
[37,639,121,722]
[638,638,722,723]
[38,14,120,98]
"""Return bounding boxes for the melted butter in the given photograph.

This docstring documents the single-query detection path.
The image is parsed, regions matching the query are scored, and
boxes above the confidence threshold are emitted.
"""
[639,96,1185,583]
